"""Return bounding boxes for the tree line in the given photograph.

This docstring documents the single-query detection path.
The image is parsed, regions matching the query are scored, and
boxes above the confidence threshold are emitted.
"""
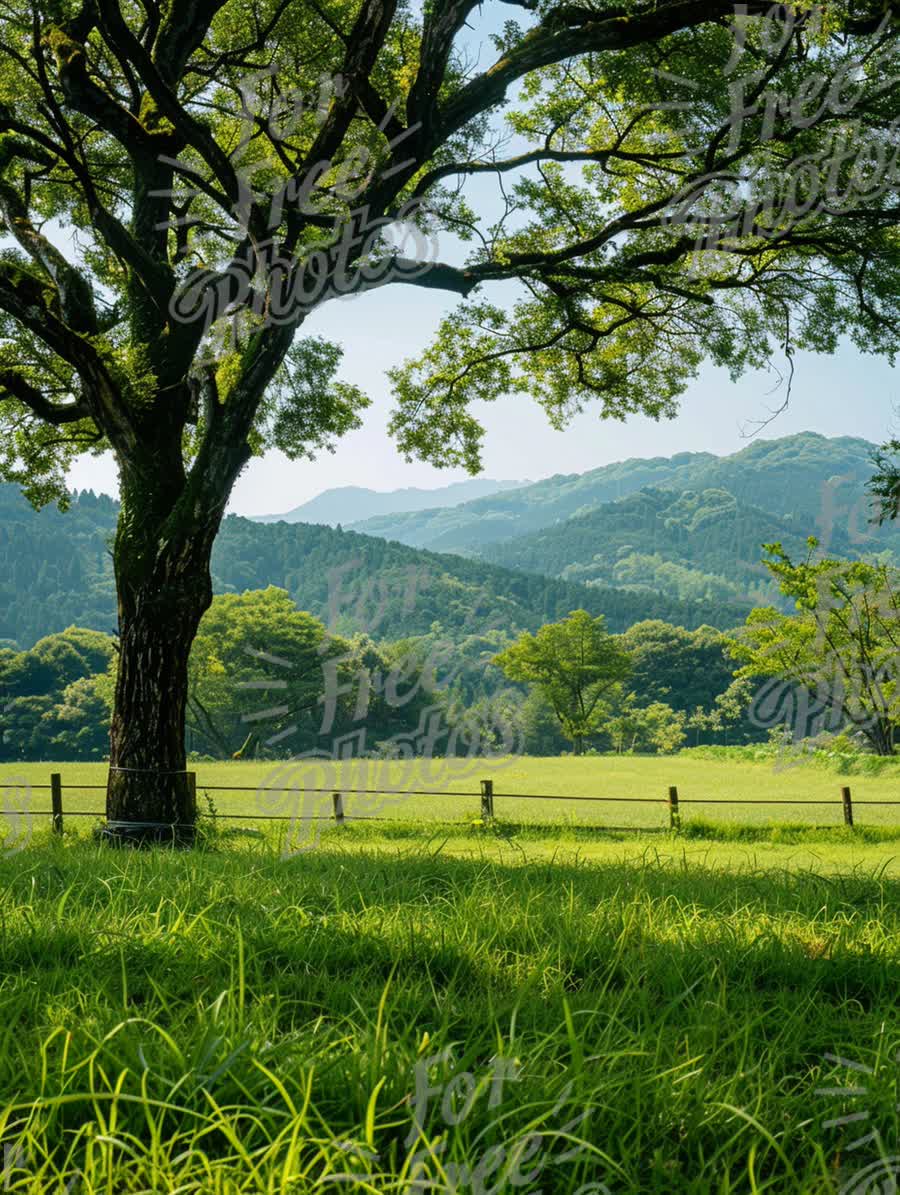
[0,590,762,763]
[6,533,899,762]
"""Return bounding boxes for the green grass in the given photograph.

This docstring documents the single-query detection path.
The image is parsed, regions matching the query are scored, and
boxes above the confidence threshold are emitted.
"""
[0,820,897,1192]
[7,754,900,832]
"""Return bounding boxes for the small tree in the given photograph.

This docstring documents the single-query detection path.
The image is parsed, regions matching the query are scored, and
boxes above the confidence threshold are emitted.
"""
[731,539,900,756]
[686,675,756,746]
[607,691,686,754]
[493,610,630,755]
[641,702,687,754]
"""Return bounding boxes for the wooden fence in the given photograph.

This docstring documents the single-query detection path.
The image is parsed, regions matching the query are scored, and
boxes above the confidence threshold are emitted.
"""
[5,773,900,836]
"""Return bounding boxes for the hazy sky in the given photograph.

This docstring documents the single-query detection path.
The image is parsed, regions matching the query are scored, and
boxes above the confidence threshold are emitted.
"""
[67,297,898,516]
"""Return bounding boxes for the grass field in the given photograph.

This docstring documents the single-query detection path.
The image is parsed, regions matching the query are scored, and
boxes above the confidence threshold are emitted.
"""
[0,758,898,1192]
[0,828,897,1192]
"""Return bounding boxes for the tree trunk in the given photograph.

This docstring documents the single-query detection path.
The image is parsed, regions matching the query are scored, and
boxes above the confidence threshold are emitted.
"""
[573,733,584,755]
[102,477,219,846]
[863,717,895,757]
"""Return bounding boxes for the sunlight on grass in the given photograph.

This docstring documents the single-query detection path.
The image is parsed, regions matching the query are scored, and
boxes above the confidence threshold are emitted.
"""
[7,755,900,834]
[0,825,897,1192]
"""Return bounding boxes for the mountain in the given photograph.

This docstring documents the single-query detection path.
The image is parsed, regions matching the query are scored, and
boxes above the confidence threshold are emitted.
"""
[0,487,119,648]
[0,484,748,651]
[347,433,885,555]
[487,485,877,608]
[251,478,528,526]
[2,432,888,650]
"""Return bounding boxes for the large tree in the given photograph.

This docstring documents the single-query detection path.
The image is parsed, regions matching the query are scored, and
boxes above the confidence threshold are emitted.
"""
[1,0,899,837]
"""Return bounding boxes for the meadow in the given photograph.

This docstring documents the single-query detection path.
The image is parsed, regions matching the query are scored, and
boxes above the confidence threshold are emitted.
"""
[0,757,898,1192]
[7,753,900,834]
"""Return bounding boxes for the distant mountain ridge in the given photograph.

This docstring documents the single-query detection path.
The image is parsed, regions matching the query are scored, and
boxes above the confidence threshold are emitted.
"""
[346,433,882,555]
[251,478,528,526]
[488,484,879,608]
[0,431,889,649]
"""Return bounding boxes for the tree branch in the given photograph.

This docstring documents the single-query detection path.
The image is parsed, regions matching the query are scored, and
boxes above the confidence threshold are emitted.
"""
[437,1,773,142]
[0,369,93,426]
[0,181,98,335]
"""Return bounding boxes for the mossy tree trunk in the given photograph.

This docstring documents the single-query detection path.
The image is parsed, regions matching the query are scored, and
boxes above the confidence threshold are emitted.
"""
[102,411,234,845]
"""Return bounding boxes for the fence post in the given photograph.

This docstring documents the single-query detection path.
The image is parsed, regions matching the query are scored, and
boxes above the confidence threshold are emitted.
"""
[186,771,197,818]
[841,785,854,828]
[480,779,494,820]
[668,785,680,831]
[51,772,63,836]
[333,792,345,826]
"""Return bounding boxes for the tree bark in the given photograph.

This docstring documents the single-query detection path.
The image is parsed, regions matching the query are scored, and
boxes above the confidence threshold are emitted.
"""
[862,718,895,757]
[102,459,221,846]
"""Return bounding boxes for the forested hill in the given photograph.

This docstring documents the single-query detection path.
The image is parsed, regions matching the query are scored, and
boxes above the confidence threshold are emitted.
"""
[0,485,750,649]
[347,433,886,554]
[0,487,119,647]
[487,486,873,607]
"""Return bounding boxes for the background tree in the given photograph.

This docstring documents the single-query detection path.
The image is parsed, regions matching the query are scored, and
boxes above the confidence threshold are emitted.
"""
[186,587,352,758]
[731,540,900,755]
[2,1,899,834]
[0,626,115,759]
[698,675,760,746]
[493,609,631,754]
[518,689,569,756]
[46,660,116,758]
[618,621,738,712]
[189,587,448,757]
[606,693,686,754]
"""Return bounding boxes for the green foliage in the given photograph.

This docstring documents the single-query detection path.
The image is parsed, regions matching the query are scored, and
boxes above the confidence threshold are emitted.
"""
[249,337,370,461]
[187,587,442,758]
[619,620,735,713]
[607,693,687,755]
[733,539,900,755]
[187,587,351,757]
[0,626,116,760]
[0,485,116,646]
[517,689,569,756]
[494,609,631,753]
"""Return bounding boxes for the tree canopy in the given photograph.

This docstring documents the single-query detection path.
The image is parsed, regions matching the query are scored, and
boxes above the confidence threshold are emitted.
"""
[732,538,900,755]
[2,1,900,500]
[493,608,631,752]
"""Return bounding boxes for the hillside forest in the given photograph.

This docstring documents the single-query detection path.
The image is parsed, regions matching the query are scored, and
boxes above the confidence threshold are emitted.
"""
[1,433,891,761]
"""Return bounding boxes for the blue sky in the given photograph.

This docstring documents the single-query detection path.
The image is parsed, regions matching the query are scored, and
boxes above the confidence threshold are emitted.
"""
[68,294,898,516]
